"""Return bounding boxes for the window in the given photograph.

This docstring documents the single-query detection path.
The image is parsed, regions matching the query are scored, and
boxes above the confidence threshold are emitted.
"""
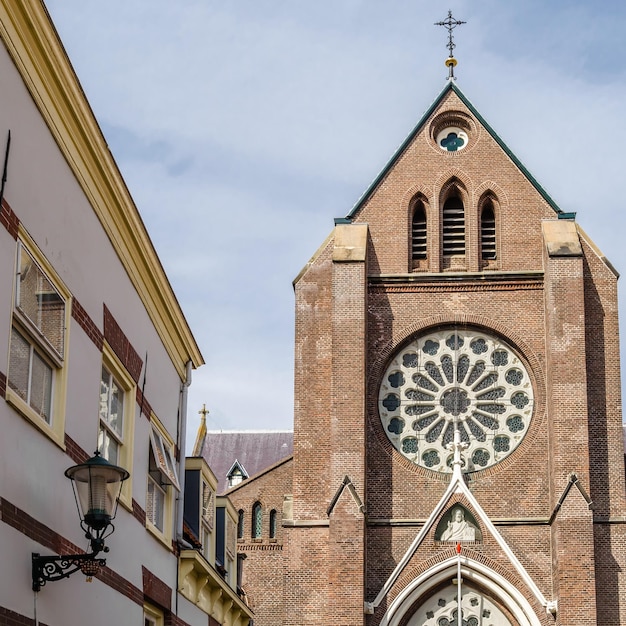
[97,347,135,507]
[237,509,245,540]
[252,502,262,539]
[411,200,427,261]
[269,509,277,540]
[146,420,179,543]
[7,236,70,446]
[98,365,124,464]
[201,479,215,560]
[481,201,497,261]
[442,196,465,256]
[227,460,247,488]
[143,603,163,626]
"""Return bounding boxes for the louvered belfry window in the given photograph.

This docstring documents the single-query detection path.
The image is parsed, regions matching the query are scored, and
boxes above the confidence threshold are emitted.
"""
[481,201,497,260]
[411,200,427,260]
[442,196,465,256]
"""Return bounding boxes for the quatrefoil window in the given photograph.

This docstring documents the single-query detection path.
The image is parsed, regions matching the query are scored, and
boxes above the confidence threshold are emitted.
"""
[378,328,534,473]
[436,126,468,152]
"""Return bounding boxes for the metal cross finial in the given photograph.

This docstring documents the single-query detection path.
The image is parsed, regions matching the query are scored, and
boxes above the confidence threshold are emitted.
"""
[199,403,209,421]
[435,10,466,80]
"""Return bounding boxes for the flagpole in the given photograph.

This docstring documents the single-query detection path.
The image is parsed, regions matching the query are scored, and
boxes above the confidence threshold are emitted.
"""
[457,542,462,626]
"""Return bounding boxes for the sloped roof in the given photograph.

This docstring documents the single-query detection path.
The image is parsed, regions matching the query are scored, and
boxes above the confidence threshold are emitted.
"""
[196,430,293,494]
[339,81,566,224]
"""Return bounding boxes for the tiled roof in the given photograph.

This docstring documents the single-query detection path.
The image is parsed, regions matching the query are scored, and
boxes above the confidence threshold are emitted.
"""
[196,430,293,494]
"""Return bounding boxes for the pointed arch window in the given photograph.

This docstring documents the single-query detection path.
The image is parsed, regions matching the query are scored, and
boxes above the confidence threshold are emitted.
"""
[481,201,497,260]
[269,509,277,539]
[442,196,465,256]
[411,200,427,260]
[252,502,262,539]
[237,509,245,540]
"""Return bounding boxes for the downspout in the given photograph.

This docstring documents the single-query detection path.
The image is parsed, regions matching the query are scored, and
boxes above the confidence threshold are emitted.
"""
[176,359,193,543]
[175,360,193,617]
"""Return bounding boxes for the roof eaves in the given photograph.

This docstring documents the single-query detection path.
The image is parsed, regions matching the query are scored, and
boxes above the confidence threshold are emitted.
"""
[343,82,455,222]
[449,83,563,216]
[222,455,293,495]
[341,82,564,223]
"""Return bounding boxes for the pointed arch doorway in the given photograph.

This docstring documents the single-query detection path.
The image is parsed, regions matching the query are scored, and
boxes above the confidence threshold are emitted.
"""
[379,558,542,626]
[404,583,515,626]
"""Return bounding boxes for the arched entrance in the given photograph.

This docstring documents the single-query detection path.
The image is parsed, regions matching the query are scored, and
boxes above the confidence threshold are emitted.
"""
[405,583,515,626]
[379,557,542,626]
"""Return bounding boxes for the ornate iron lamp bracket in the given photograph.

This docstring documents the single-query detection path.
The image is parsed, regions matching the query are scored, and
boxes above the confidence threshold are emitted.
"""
[32,551,107,592]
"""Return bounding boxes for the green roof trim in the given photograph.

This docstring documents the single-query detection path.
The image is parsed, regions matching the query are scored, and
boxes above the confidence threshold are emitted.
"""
[339,82,564,222]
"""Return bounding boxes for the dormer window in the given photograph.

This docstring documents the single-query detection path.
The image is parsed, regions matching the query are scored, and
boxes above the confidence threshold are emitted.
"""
[226,460,248,488]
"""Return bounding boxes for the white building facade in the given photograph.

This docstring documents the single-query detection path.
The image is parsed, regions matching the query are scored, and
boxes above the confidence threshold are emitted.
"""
[0,2,251,625]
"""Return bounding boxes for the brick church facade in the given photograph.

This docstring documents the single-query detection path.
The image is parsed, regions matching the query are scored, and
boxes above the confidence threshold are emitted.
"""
[217,81,626,625]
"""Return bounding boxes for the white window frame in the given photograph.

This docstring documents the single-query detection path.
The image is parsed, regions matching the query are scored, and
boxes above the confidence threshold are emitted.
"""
[6,231,70,448]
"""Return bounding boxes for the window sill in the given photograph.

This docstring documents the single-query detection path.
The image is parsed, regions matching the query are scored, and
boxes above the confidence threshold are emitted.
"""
[6,388,66,450]
[146,519,174,551]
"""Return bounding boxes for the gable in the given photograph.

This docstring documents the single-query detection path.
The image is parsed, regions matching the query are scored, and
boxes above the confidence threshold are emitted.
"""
[327,82,578,278]
[342,82,564,223]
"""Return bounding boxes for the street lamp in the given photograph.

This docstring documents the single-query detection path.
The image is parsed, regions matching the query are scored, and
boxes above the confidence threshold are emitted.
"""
[32,451,129,591]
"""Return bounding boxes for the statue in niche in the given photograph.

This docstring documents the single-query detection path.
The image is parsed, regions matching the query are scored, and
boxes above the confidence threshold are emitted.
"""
[439,507,480,542]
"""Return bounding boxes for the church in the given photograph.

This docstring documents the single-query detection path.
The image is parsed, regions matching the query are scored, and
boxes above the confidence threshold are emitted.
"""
[203,35,626,626]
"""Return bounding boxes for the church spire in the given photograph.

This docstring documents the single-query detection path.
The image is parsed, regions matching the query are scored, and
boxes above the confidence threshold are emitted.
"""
[435,10,466,80]
[192,403,209,456]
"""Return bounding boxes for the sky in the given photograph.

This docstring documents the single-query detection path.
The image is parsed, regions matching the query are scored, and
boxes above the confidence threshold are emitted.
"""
[43,1,626,453]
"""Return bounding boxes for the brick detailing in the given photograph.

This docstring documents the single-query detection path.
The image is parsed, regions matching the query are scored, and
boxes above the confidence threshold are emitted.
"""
[132,498,147,525]
[0,199,19,239]
[99,564,143,605]
[136,386,153,419]
[0,606,50,626]
[0,497,143,606]
[71,298,104,350]
[64,433,90,464]
[142,566,172,611]
[0,370,6,398]
[1,497,75,556]
[103,304,143,383]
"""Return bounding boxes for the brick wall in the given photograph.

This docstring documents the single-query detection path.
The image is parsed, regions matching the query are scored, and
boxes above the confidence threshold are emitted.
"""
[226,458,293,626]
[236,86,626,624]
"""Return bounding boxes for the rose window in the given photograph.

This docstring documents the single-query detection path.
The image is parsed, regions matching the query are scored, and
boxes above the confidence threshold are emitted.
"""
[378,329,533,473]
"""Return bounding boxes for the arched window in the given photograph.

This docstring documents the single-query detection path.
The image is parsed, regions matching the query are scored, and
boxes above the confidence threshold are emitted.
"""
[269,509,277,539]
[411,200,427,260]
[442,196,465,257]
[252,502,262,539]
[237,509,245,540]
[481,201,496,260]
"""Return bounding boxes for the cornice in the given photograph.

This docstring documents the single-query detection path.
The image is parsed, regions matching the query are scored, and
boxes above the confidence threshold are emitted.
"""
[0,0,203,378]
[369,270,544,292]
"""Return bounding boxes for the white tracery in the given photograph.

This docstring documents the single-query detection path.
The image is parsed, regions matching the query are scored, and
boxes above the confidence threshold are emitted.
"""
[379,328,533,472]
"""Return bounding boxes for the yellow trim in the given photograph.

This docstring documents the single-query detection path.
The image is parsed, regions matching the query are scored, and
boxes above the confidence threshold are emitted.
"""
[7,229,71,449]
[143,602,164,626]
[178,549,253,624]
[186,457,218,561]
[0,0,203,379]
[146,414,176,546]
[99,343,136,509]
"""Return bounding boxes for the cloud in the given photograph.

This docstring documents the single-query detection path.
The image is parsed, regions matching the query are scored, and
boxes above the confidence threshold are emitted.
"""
[45,0,626,452]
